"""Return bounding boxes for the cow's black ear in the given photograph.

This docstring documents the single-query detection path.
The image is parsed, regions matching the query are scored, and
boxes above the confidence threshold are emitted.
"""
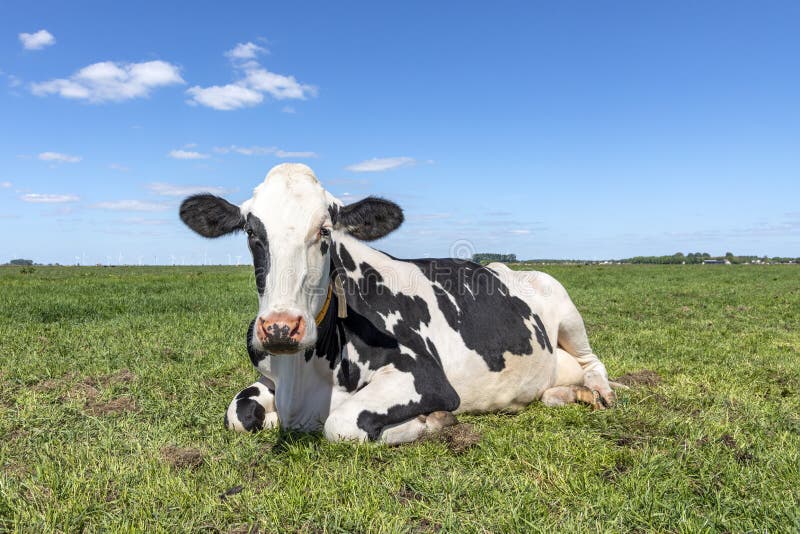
[337,196,404,241]
[180,194,244,238]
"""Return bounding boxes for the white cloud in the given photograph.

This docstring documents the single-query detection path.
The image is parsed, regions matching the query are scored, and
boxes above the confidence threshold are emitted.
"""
[327,178,371,187]
[213,145,273,155]
[109,163,130,172]
[92,200,168,212]
[186,44,315,110]
[38,152,81,163]
[226,42,267,60]
[186,83,263,111]
[213,145,317,158]
[1,181,12,188]
[168,149,209,160]
[415,213,453,221]
[146,182,232,196]
[121,217,171,226]
[2,71,23,88]
[21,193,79,203]
[281,105,296,114]
[509,229,531,235]
[345,157,416,173]
[19,29,55,50]
[274,149,317,158]
[31,60,184,103]
[243,68,317,100]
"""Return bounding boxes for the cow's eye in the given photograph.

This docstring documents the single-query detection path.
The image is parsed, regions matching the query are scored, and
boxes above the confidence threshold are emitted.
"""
[246,228,255,238]
[319,227,331,239]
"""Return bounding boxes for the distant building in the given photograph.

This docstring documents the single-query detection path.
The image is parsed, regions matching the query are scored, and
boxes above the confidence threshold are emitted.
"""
[702,259,730,265]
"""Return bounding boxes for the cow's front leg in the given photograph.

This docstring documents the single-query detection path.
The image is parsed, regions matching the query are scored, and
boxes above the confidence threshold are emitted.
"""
[326,408,458,444]
[224,376,279,432]
[556,304,616,407]
[323,370,460,444]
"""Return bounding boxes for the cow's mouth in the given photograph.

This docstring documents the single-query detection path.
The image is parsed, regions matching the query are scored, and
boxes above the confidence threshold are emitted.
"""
[264,341,301,355]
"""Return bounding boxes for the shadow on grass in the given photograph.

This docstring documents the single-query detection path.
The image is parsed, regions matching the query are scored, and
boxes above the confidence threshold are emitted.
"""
[271,428,326,454]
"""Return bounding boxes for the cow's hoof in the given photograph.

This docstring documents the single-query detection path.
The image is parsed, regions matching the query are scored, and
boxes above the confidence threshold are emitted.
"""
[424,411,458,432]
[596,388,617,408]
[584,371,617,409]
[586,386,616,409]
[573,386,604,410]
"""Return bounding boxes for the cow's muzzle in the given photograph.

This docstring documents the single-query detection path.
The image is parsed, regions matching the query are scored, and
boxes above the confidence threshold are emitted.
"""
[256,312,307,354]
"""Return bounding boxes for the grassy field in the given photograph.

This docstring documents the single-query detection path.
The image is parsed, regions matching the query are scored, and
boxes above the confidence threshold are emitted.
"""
[1,264,798,532]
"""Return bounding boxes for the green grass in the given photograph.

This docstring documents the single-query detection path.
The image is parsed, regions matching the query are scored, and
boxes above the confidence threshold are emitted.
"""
[1,264,798,532]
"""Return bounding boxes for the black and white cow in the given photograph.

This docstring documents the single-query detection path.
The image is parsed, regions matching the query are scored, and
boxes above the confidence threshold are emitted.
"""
[179,163,617,444]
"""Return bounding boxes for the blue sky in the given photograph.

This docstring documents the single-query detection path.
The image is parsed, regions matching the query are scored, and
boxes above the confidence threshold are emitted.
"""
[1,1,798,264]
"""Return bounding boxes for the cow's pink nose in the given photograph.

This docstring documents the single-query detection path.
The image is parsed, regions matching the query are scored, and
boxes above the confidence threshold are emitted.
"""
[257,313,306,349]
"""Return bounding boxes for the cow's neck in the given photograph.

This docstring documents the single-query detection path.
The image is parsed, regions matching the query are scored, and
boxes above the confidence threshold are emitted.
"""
[309,271,346,369]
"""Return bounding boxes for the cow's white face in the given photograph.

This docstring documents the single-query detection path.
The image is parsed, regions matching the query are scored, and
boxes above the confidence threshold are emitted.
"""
[179,163,403,355]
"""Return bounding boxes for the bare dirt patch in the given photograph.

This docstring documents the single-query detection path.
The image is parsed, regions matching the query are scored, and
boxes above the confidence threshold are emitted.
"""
[85,395,138,416]
[396,483,424,504]
[161,445,204,469]
[422,423,482,453]
[62,379,100,402]
[615,369,662,387]
[51,372,139,416]
[103,368,136,385]
[43,369,136,396]
[411,518,442,533]
[32,378,63,393]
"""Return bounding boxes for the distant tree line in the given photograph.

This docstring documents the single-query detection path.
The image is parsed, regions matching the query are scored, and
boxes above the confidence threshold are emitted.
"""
[472,253,517,263]
[470,252,799,265]
[626,252,711,264]
[622,252,799,264]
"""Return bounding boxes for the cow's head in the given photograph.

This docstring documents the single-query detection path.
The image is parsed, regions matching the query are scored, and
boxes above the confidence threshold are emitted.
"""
[179,163,403,354]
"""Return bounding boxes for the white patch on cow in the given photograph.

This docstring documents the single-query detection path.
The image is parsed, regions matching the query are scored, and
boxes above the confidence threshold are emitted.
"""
[431,280,461,313]
[380,310,403,331]
[269,353,352,432]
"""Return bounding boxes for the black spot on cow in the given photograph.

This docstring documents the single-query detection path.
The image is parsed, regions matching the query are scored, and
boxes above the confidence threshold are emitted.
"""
[231,385,267,432]
[338,243,356,271]
[328,203,340,225]
[235,397,266,432]
[532,313,553,353]
[336,357,361,393]
[310,287,347,369]
[410,259,549,372]
[320,239,329,256]
[236,385,261,400]
[246,319,266,367]
[246,214,270,295]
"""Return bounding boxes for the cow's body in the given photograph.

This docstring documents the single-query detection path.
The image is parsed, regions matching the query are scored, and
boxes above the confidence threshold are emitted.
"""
[227,234,613,443]
[180,163,615,444]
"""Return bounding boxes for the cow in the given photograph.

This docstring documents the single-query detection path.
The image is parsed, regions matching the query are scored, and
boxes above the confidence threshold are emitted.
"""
[179,163,618,444]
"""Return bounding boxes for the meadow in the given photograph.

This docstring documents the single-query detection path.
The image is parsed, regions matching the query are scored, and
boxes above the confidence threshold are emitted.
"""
[1,264,798,532]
